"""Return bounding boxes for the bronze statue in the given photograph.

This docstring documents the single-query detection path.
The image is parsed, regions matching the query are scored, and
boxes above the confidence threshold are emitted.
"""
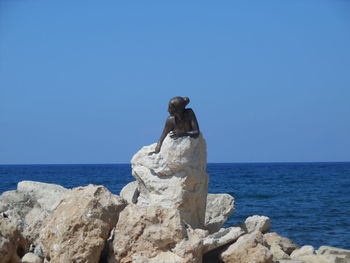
[151,96,200,154]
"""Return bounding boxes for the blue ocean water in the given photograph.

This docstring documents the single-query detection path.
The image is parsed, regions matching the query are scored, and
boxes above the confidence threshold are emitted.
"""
[0,163,349,250]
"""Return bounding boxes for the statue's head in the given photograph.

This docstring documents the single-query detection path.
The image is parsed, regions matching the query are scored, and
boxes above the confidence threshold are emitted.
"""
[168,96,190,115]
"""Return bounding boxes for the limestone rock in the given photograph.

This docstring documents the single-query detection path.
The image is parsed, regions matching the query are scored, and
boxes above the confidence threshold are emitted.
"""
[0,216,27,263]
[220,231,273,263]
[291,245,315,259]
[264,232,298,255]
[21,252,42,263]
[0,181,67,244]
[203,226,244,253]
[40,185,126,263]
[131,133,209,229]
[204,193,235,234]
[244,215,271,233]
[119,181,139,204]
[109,204,205,263]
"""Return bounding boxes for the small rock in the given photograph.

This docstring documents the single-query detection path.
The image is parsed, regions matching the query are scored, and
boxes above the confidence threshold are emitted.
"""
[244,215,271,233]
[269,243,290,261]
[291,245,315,259]
[21,252,42,263]
[119,181,139,204]
[220,231,273,263]
[203,226,244,253]
[264,232,298,255]
[205,193,235,234]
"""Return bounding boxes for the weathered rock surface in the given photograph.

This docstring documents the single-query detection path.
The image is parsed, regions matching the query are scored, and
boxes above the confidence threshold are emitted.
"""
[203,226,244,253]
[291,245,315,259]
[220,231,273,263]
[21,252,42,263]
[119,181,139,204]
[244,215,271,233]
[0,181,67,244]
[295,254,344,263]
[109,204,206,263]
[204,193,234,234]
[264,232,298,261]
[318,245,350,259]
[0,216,27,263]
[40,185,126,263]
[131,133,209,229]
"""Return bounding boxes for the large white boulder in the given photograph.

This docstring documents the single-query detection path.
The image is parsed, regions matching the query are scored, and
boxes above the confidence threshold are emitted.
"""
[131,133,209,229]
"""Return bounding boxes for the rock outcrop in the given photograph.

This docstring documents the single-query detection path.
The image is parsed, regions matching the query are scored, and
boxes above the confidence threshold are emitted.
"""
[204,193,234,234]
[109,204,206,263]
[40,185,126,263]
[0,216,27,263]
[131,133,208,229]
[0,181,67,245]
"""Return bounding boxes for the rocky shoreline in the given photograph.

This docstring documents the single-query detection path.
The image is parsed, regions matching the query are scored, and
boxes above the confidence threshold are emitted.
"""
[1,135,349,263]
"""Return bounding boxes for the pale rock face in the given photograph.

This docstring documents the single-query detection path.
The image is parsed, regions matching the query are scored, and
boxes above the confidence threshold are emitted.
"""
[244,215,271,233]
[119,181,139,204]
[131,134,209,229]
[0,216,27,263]
[0,181,67,245]
[109,204,205,263]
[203,226,244,253]
[17,181,67,211]
[291,245,315,259]
[205,193,235,234]
[40,185,127,263]
[21,252,43,263]
[220,231,273,263]
[264,232,298,256]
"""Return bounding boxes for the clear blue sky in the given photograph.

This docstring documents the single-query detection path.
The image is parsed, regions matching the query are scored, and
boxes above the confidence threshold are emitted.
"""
[1,0,349,164]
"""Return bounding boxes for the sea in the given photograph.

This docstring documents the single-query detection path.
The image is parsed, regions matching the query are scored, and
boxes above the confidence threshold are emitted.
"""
[0,162,349,250]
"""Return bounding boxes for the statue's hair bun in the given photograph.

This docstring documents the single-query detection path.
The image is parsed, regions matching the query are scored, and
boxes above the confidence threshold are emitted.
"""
[183,97,190,106]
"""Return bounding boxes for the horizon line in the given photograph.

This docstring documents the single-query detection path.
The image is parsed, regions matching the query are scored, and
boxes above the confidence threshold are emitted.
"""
[0,161,349,166]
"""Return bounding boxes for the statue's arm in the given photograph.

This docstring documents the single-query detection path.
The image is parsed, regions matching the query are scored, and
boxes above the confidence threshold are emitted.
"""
[153,117,175,153]
[186,109,200,138]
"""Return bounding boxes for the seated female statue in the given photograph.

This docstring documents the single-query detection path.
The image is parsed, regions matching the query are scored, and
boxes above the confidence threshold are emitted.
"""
[151,96,200,154]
